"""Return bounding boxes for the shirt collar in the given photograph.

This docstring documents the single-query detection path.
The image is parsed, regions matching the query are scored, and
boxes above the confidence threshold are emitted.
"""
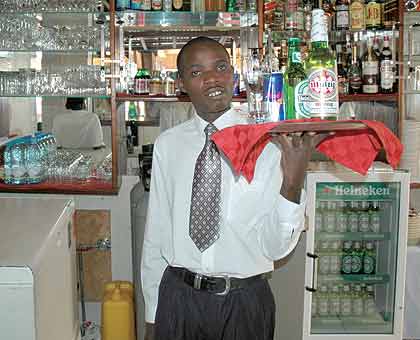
[192,104,250,133]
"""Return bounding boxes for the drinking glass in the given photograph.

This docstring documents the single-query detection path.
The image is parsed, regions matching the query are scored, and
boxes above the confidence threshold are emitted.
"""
[242,50,267,123]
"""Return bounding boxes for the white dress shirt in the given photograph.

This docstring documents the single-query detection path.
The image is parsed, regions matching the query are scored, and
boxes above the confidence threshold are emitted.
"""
[141,104,306,323]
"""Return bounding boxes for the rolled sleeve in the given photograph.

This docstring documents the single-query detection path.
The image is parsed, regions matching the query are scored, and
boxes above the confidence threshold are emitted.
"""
[259,189,306,261]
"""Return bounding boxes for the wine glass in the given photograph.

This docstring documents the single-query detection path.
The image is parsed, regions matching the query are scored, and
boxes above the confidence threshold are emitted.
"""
[242,48,267,123]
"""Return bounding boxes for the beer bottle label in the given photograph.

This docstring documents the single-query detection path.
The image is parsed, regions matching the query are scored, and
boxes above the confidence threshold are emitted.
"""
[350,1,364,29]
[295,68,339,119]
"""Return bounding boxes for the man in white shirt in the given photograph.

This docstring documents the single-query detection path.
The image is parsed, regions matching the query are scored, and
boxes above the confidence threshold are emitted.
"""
[141,37,326,340]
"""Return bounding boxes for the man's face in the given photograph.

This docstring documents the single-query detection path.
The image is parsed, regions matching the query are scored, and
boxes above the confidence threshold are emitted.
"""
[178,43,234,121]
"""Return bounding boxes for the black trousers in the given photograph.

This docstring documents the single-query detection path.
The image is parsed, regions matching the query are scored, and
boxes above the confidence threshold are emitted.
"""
[154,267,276,340]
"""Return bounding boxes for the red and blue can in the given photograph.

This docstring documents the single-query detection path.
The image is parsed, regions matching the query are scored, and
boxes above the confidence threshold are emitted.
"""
[263,72,285,121]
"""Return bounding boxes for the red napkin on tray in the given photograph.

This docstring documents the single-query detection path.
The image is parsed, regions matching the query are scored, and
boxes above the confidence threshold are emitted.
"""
[211,119,403,183]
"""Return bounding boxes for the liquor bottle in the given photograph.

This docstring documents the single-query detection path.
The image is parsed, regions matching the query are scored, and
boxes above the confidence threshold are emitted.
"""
[278,39,288,73]
[336,0,350,30]
[274,0,286,30]
[284,37,306,119]
[285,0,304,31]
[135,68,151,95]
[337,44,349,95]
[295,9,339,120]
[152,0,163,10]
[149,71,163,95]
[351,241,363,274]
[363,241,376,274]
[322,0,335,31]
[365,0,381,29]
[227,0,239,11]
[380,35,394,93]
[350,0,365,30]
[303,0,313,36]
[173,0,184,10]
[362,39,379,94]
[373,36,381,58]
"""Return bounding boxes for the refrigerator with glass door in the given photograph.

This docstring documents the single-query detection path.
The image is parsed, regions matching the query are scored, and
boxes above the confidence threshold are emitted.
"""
[302,163,409,340]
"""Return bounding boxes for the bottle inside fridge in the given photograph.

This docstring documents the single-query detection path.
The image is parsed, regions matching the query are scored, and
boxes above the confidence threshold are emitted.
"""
[310,182,401,335]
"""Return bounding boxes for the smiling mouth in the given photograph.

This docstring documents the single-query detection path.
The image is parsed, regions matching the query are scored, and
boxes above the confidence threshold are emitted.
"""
[206,89,224,98]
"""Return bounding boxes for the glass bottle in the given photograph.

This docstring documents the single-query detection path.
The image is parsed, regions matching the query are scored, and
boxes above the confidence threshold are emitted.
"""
[351,241,363,274]
[284,37,306,120]
[350,0,365,30]
[163,0,172,10]
[285,0,304,31]
[128,102,138,120]
[341,240,353,274]
[380,35,394,93]
[152,0,163,10]
[135,68,151,95]
[149,71,163,95]
[364,284,376,315]
[365,0,381,30]
[348,44,362,94]
[295,9,339,120]
[362,39,379,94]
[341,284,352,316]
[164,71,176,96]
[363,241,376,274]
[352,284,364,316]
[278,39,288,73]
[329,285,341,316]
[337,44,349,95]
[369,201,381,232]
[336,0,350,30]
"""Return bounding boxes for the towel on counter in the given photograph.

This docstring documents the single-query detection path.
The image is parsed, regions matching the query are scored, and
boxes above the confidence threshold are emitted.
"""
[211,119,403,183]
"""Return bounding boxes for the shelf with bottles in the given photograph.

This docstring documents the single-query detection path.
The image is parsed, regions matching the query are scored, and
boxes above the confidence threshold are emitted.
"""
[0,0,102,14]
[116,92,247,102]
[338,93,398,102]
[317,231,391,241]
[115,10,255,29]
[318,273,390,284]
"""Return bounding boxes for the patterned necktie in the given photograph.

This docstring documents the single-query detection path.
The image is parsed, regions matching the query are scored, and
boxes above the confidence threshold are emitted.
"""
[189,123,221,252]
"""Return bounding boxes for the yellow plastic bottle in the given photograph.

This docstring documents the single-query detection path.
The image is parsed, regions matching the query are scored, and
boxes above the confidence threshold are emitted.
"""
[101,281,136,340]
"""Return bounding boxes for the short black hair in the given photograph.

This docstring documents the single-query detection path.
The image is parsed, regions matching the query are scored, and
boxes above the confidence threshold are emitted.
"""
[65,97,85,110]
[176,36,230,77]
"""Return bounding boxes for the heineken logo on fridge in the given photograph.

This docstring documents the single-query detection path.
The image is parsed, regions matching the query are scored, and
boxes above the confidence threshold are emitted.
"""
[324,185,391,196]
[308,69,337,99]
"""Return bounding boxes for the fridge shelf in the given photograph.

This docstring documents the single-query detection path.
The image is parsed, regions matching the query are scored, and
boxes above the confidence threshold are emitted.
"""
[317,232,391,241]
[318,273,390,284]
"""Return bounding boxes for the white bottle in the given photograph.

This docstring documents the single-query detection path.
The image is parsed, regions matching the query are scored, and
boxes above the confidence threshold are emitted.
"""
[364,284,376,316]
[329,285,341,316]
[358,201,370,232]
[352,284,364,316]
[369,200,381,233]
[348,201,359,232]
[335,200,348,233]
[329,240,342,274]
[318,285,330,317]
[324,201,337,233]
[319,241,331,274]
[341,284,352,316]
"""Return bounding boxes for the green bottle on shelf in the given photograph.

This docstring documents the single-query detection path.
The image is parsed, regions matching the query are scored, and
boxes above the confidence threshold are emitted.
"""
[128,102,138,120]
[284,37,306,120]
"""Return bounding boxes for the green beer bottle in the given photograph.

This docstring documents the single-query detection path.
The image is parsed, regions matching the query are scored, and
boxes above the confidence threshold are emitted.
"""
[295,9,339,120]
[284,37,306,120]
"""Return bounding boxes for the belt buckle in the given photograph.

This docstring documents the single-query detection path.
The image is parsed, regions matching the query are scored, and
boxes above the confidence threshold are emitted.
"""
[215,275,231,296]
[193,273,203,290]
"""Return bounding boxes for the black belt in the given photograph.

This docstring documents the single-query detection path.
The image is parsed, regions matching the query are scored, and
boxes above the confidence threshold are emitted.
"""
[169,266,267,296]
